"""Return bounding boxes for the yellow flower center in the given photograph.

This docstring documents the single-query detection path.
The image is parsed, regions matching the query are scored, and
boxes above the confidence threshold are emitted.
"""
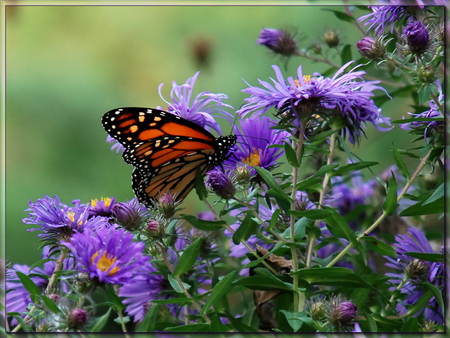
[91,250,120,276]
[66,212,84,227]
[294,75,312,87]
[242,149,261,167]
[90,197,112,208]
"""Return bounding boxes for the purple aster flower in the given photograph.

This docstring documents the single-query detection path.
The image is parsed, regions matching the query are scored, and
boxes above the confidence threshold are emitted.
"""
[62,225,148,284]
[89,197,115,217]
[119,261,172,322]
[257,27,298,57]
[205,169,236,199]
[400,79,444,143]
[237,61,391,144]
[403,21,430,54]
[358,5,422,34]
[158,71,233,135]
[23,196,103,244]
[224,115,289,172]
[384,228,444,324]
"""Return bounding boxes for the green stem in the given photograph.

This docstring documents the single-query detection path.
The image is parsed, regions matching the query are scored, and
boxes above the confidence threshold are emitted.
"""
[385,276,408,312]
[294,50,339,69]
[203,200,278,275]
[326,150,431,268]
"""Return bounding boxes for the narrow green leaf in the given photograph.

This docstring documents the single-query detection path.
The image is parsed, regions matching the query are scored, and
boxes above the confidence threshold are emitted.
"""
[152,297,192,305]
[172,238,203,277]
[399,196,444,216]
[195,167,207,201]
[293,217,308,241]
[41,295,61,314]
[203,271,237,313]
[284,142,300,167]
[255,167,292,203]
[16,272,41,295]
[295,177,322,191]
[292,267,371,288]
[360,236,397,257]
[104,285,125,311]
[392,143,410,179]
[290,209,333,220]
[210,314,229,332]
[180,214,226,231]
[224,311,256,332]
[361,311,377,332]
[330,161,379,177]
[308,129,338,143]
[268,209,280,231]
[322,9,355,23]
[165,324,211,332]
[28,258,56,272]
[418,84,432,105]
[313,164,339,178]
[235,268,293,291]
[403,252,444,262]
[406,290,433,316]
[137,304,160,332]
[168,274,191,293]
[382,171,399,215]
[232,212,258,245]
[423,183,444,205]
[341,44,352,64]
[279,310,309,331]
[14,315,32,332]
[89,308,111,332]
[323,207,359,250]
[423,282,444,313]
[402,317,419,332]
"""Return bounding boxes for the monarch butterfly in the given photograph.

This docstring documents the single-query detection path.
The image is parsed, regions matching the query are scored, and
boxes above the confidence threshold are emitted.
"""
[102,107,236,206]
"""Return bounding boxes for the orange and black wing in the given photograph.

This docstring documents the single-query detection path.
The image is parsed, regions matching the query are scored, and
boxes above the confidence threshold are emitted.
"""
[102,107,220,204]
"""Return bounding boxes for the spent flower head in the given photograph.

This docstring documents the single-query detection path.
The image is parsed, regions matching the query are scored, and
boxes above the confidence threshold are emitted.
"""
[257,27,298,57]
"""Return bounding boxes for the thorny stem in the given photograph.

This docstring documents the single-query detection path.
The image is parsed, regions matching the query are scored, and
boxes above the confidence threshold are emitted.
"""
[291,130,305,312]
[203,200,278,275]
[156,242,211,324]
[326,150,431,268]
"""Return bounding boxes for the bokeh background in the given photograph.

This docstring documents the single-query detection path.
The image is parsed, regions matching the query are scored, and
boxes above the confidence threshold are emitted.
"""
[6,5,415,265]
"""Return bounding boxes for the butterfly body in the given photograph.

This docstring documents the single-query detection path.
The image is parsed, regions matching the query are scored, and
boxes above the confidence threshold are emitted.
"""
[102,107,236,205]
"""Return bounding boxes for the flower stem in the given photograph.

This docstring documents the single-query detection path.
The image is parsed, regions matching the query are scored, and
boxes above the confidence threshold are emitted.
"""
[156,242,211,324]
[326,150,431,268]
[45,250,68,294]
[385,276,408,312]
[203,199,278,275]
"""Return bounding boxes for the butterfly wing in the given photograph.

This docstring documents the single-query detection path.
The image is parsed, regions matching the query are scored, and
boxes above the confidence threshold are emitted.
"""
[103,107,221,204]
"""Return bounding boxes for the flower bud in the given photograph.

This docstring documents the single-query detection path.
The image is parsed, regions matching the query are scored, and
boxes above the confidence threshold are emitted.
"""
[406,259,429,280]
[205,169,236,200]
[112,201,144,231]
[418,65,436,84]
[67,308,88,330]
[310,41,322,54]
[158,193,177,218]
[310,301,326,321]
[356,36,386,61]
[403,21,429,54]
[330,301,358,325]
[324,30,339,48]
[234,164,252,186]
[257,28,298,57]
[49,294,60,303]
[420,319,439,332]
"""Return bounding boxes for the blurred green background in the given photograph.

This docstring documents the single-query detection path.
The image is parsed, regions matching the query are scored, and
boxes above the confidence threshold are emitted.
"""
[6,5,414,265]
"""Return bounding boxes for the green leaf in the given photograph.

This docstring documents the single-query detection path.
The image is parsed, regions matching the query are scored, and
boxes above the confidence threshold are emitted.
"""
[323,207,359,250]
[292,267,372,288]
[168,274,191,293]
[224,311,256,332]
[313,164,339,178]
[89,308,111,332]
[234,268,293,291]
[341,44,352,64]
[255,166,292,203]
[203,271,237,314]
[284,142,300,167]
[172,238,202,277]
[165,324,211,332]
[290,209,333,220]
[195,167,207,201]
[399,196,443,216]
[402,317,419,332]
[210,314,229,332]
[330,161,379,177]
[403,252,444,262]
[14,315,32,332]
[360,236,397,257]
[423,183,444,205]
[104,284,125,311]
[392,143,410,179]
[423,282,444,313]
[295,177,322,191]
[406,290,433,316]
[418,84,432,105]
[137,304,160,332]
[382,171,398,215]
[279,310,311,331]
[308,129,338,142]
[268,209,280,231]
[232,212,258,245]
[152,297,192,305]
[28,258,56,272]
[293,217,308,242]
[16,272,41,295]
[41,295,61,314]
[361,311,377,332]
[180,214,226,231]
[322,9,355,23]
